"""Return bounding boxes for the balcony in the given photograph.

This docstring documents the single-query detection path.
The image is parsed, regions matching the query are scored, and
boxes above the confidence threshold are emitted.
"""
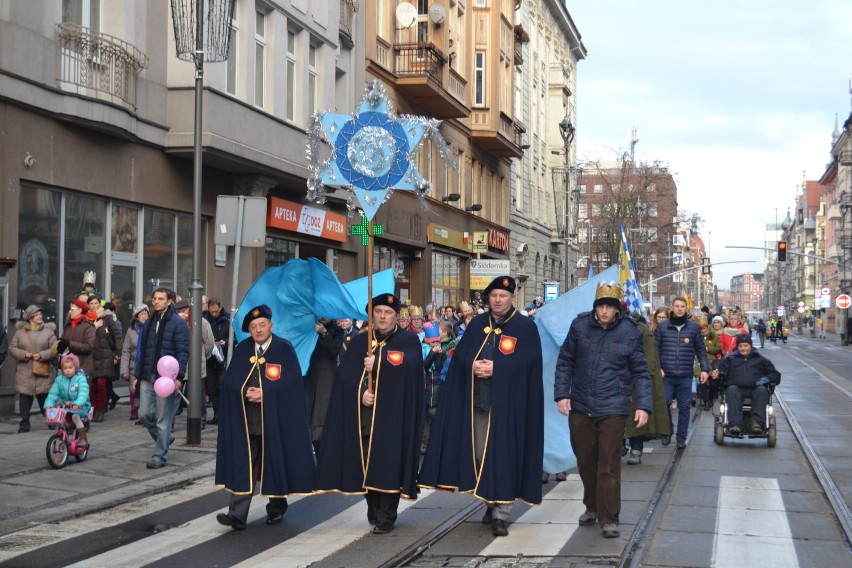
[469,111,524,159]
[339,0,357,49]
[55,22,148,110]
[391,42,469,119]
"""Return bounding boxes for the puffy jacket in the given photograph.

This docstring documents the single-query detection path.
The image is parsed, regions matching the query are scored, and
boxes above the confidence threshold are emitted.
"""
[10,321,58,396]
[717,350,781,389]
[136,305,189,382]
[61,317,96,379]
[654,318,708,378]
[554,311,651,417]
[45,369,91,417]
[120,319,142,380]
[91,309,121,379]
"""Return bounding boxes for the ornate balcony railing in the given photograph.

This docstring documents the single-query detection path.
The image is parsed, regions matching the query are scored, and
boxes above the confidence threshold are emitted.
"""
[394,42,446,84]
[339,0,357,49]
[56,22,148,110]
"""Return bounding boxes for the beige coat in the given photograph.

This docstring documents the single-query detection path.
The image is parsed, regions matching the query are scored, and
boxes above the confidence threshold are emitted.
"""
[10,321,58,396]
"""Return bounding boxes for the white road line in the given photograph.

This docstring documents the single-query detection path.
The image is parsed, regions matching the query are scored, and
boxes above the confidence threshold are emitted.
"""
[712,476,798,567]
[232,492,427,568]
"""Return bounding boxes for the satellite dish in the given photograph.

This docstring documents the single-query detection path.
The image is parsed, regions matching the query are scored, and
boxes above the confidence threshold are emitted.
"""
[395,2,417,29]
[429,4,446,25]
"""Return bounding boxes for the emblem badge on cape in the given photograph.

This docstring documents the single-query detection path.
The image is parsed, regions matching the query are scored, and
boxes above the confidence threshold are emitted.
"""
[498,336,517,355]
[265,363,282,381]
[386,351,404,366]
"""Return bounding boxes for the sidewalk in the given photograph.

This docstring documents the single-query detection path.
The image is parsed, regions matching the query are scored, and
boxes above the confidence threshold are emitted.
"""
[0,386,219,537]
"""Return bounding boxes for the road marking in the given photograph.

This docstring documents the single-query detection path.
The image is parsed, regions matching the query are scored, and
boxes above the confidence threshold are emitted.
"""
[712,476,798,567]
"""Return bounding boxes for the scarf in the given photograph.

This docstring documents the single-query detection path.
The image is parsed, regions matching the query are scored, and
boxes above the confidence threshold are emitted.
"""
[669,313,688,326]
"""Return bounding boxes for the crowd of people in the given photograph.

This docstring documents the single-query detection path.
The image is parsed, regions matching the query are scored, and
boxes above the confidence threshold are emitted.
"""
[5,270,782,542]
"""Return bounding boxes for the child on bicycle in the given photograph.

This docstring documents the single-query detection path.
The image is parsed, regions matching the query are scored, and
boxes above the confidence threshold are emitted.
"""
[44,354,91,448]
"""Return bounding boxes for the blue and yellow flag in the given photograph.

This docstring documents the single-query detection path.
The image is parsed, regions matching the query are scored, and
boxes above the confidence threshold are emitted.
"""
[618,225,645,317]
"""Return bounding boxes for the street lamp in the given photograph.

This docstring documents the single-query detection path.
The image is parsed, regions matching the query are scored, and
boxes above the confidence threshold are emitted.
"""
[580,218,592,275]
[170,0,234,444]
[558,117,575,287]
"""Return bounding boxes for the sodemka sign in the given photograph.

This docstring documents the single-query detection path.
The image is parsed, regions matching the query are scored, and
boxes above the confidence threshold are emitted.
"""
[470,259,511,290]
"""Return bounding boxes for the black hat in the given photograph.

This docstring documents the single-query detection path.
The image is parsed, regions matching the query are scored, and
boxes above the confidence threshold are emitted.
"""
[483,275,516,295]
[173,299,190,311]
[736,333,752,346]
[242,304,273,332]
[369,293,401,314]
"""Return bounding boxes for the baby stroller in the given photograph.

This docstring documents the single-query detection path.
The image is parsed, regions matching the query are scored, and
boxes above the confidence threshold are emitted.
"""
[44,405,91,469]
[714,383,776,447]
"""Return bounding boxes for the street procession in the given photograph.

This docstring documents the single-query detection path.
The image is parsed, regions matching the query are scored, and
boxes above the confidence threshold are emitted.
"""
[2,1,852,567]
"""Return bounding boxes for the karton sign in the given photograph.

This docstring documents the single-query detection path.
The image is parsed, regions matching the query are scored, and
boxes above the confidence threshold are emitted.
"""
[470,259,511,290]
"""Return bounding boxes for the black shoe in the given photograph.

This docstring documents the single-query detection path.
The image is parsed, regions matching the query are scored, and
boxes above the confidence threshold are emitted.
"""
[216,513,246,531]
[729,424,742,436]
[491,519,509,537]
[266,513,284,525]
[18,422,30,433]
[751,421,764,435]
[661,435,671,446]
[676,439,686,450]
[372,523,394,534]
[109,396,119,411]
[208,415,219,425]
[481,507,493,524]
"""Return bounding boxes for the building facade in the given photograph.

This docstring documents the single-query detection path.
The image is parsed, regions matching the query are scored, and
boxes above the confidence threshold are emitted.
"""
[730,273,764,312]
[0,0,365,413]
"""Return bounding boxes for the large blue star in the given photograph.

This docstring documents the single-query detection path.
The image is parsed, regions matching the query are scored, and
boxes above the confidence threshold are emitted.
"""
[318,87,426,220]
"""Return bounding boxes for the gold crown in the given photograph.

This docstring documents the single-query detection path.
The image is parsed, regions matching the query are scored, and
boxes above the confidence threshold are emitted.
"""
[398,307,410,318]
[409,306,424,317]
[595,281,623,302]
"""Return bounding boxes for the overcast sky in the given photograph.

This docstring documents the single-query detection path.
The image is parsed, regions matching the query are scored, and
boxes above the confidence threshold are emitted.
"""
[567,0,852,288]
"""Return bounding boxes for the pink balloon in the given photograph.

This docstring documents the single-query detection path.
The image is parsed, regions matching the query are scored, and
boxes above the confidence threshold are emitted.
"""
[154,376,176,397]
[157,355,179,380]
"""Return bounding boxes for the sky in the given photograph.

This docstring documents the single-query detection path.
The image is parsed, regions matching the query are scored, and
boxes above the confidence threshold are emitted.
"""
[566,0,852,287]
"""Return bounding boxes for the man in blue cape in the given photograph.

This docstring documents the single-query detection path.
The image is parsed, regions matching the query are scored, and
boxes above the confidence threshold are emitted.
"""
[215,304,315,530]
[315,294,425,535]
[418,276,544,537]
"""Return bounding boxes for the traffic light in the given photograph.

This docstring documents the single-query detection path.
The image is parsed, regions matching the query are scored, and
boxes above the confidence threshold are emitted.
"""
[777,241,787,261]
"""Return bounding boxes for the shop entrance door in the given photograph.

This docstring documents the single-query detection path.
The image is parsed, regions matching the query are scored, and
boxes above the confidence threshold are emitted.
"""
[110,255,137,333]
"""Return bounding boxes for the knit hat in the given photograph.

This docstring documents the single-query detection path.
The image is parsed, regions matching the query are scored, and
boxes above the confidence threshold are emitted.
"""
[60,353,80,371]
[736,333,752,346]
[712,315,725,325]
[593,281,622,310]
[22,305,42,321]
[133,303,149,318]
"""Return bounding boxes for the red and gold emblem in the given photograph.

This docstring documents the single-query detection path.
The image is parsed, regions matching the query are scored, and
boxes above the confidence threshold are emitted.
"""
[498,335,517,355]
[252,308,260,317]
[683,338,690,344]
[265,363,282,381]
[387,351,404,366]
[387,294,394,304]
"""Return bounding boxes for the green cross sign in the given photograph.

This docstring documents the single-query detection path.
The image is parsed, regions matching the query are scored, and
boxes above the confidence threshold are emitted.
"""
[351,215,383,246]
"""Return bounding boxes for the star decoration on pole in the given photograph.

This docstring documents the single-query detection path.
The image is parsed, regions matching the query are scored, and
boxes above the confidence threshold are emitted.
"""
[307,80,454,220]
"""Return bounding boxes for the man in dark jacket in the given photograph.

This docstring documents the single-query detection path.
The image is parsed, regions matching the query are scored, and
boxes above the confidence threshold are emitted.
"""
[554,282,651,539]
[654,297,709,449]
[204,298,231,424]
[131,288,189,469]
[716,333,780,435]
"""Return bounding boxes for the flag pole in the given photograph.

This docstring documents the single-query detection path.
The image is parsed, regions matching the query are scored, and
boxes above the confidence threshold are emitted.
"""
[366,221,374,393]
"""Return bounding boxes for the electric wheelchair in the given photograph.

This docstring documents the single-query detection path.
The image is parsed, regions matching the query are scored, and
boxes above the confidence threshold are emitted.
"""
[714,382,777,447]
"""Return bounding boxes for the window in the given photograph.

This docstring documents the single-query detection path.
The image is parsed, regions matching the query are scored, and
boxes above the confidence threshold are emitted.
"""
[286,31,297,122]
[647,183,656,192]
[648,253,658,268]
[474,51,485,106]
[578,184,586,194]
[592,204,601,216]
[431,251,462,308]
[648,204,658,217]
[593,184,603,193]
[226,20,238,95]
[254,11,266,108]
[63,0,100,30]
[307,44,317,121]
[475,0,486,6]
[578,203,587,218]
[417,0,429,43]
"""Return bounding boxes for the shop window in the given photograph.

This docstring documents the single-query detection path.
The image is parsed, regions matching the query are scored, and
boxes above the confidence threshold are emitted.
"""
[144,209,175,295]
[431,251,461,308]
[265,236,298,268]
[64,193,106,306]
[18,186,62,325]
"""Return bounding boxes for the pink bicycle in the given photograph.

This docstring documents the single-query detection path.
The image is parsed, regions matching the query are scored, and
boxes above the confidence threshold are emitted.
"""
[44,405,91,469]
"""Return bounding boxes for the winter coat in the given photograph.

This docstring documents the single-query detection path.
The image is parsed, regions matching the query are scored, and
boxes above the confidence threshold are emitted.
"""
[422,337,454,409]
[10,321,58,396]
[720,322,749,355]
[694,329,723,375]
[120,319,142,380]
[304,325,344,430]
[61,317,96,379]
[654,318,708,379]
[45,369,91,417]
[717,349,781,390]
[136,305,189,382]
[0,324,7,368]
[199,318,215,379]
[91,309,121,379]
[555,310,652,417]
[204,310,232,363]
[626,321,670,439]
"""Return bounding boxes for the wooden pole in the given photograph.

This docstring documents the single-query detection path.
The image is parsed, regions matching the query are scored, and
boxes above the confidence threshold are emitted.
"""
[367,221,374,393]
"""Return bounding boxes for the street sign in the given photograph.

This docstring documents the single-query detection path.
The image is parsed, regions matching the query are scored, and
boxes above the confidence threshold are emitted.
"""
[837,294,852,309]
[822,287,831,296]
[797,306,806,314]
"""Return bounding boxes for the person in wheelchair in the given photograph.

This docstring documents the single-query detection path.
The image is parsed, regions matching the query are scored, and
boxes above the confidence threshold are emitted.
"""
[716,334,780,436]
